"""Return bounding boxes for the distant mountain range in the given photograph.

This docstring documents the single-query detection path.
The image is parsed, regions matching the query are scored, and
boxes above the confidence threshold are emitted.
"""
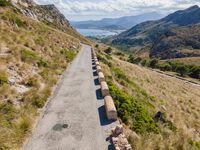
[71,12,163,30]
[111,5,200,59]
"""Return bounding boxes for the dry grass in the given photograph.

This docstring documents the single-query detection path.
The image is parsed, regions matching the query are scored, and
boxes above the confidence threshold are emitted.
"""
[98,49,200,150]
[163,57,200,66]
[0,7,82,149]
[113,58,200,149]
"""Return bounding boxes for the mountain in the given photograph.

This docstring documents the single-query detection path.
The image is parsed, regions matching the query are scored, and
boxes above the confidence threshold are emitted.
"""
[0,0,89,149]
[71,12,163,30]
[111,5,200,59]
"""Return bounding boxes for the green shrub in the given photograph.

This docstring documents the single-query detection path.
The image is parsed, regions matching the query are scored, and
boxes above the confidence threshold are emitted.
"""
[21,49,38,62]
[0,74,8,86]
[112,67,130,82]
[0,0,11,7]
[189,66,200,79]
[95,44,99,48]
[149,59,158,68]
[189,140,200,150]
[37,58,48,67]
[60,49,76,62]
[128,55,142,64]
[16,117,31,134]
[115,52,125,56]
[104,47,112,54]
[97,53,112,67]
[158,63,172,71]
[15,18,27,27]
[0,103,17,127]
[32,96,46,108]
[25,77,39,87]
[141,59,147,66]
[175,65,188,77]
[107,81,159,134]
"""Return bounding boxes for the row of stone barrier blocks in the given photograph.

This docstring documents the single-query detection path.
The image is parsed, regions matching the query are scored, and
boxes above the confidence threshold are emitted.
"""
[91,48,132,150]
[91,48,117,120]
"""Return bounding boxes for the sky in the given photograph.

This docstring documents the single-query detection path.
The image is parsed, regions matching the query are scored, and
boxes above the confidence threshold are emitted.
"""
[35,0,200,21]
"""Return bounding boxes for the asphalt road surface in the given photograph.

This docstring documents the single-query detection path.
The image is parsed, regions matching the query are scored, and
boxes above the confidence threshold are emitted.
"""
[24,44,119,150]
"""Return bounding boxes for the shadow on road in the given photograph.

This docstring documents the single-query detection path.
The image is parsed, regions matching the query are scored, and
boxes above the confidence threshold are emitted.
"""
[92,66,96,70]
[98,105,114,126]
[93,71,98,76]
[94,78,100,85]
[108,144,115,150]
[106,137,115,150]
[96,88,103,100]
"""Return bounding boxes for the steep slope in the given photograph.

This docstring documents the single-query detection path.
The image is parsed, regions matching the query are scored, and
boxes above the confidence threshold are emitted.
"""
[95,45,200,150]
[71,12,163,30]
[112,5,200,59]
[0,1,87,149]
[11,0,89,43]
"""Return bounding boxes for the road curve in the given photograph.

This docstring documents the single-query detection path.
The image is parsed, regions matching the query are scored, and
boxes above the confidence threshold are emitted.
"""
[24,44,118,150]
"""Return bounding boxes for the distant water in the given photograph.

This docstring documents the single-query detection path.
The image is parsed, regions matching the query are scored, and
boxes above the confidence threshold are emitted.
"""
[76,28,123,37]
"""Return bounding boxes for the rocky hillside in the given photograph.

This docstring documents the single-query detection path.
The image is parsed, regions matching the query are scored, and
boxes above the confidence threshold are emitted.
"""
[0,0,88,149]
[10,0,89,43]
[111,5,200,59]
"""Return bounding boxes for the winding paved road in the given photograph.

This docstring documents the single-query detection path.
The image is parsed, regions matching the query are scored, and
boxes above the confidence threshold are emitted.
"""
[24,44,118,150]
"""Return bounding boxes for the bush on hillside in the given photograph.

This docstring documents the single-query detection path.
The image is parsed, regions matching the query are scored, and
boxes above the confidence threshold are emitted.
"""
[104,47,112,54]
[128,55,142,64]
[189,66,200,79]
[95,44,99,48]
[149,59,158,68]
[175,65,188,77]
[0,71,8,86]
[0,0,11,7]
[107,81,159,134]
[21,49,38,62]
[158,63,172,71]
[141,59,147,66]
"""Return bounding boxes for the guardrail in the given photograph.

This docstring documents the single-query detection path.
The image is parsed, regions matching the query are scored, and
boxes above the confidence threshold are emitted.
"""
[91,48,117,120]
[91,48,132,150]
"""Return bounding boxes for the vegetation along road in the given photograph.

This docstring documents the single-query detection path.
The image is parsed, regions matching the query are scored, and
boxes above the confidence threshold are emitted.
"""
[24,44,118,150]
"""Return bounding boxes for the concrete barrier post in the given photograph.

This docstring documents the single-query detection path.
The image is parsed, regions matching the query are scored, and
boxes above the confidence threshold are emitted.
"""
[100,81,109,97]
[104,95,117,120]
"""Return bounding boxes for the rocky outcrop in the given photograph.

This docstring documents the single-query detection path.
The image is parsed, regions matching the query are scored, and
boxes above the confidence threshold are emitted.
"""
[111,125,132,150]
[31,4,72,31]
[10,0,72,31]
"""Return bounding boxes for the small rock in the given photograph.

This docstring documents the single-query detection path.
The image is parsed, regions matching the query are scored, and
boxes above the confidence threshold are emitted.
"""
[125,144,132,150]
[112,125,123,137]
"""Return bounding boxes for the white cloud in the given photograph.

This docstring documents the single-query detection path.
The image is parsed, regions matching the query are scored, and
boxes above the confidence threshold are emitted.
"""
[35,0,200,20]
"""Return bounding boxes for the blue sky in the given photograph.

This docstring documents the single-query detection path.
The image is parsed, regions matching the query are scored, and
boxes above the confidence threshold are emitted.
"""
[35,0,200,21]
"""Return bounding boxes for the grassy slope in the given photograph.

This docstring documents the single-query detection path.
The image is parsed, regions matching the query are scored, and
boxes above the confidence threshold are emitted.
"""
[163,57,200,66]
[95,44,200,150]
[0,6,81,149]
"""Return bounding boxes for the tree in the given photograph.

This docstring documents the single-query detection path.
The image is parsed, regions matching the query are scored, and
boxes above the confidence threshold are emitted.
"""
[105,47,112,54]
[175,65,188,77]
[189,66,200,79]
[149,59,158,68]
